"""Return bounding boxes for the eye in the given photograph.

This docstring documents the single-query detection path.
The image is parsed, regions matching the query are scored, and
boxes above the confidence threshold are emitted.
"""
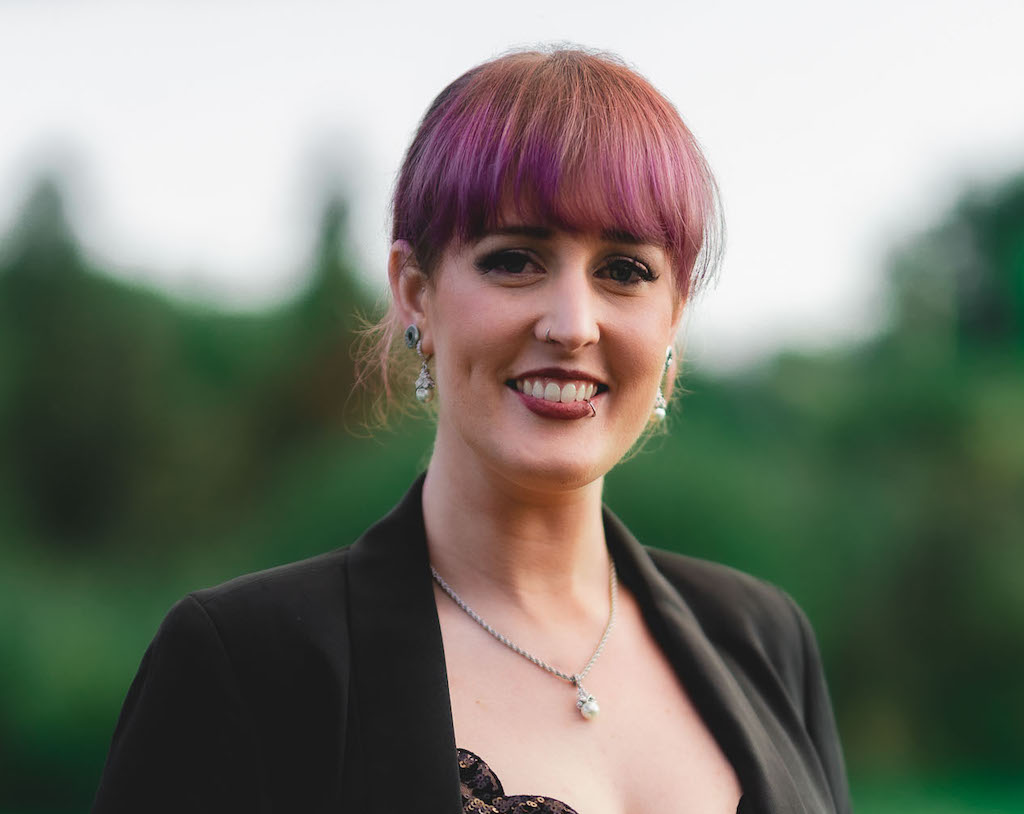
[598,257,658,286]
[475,249,538,276]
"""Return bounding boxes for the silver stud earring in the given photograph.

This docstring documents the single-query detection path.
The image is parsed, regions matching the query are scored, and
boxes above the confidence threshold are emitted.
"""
[652,346,673,421]
[404,324,435,403]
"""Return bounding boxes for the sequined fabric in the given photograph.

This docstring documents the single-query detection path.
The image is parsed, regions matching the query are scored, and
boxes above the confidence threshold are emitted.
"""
[458,748,580,814]
[457,747,747,814]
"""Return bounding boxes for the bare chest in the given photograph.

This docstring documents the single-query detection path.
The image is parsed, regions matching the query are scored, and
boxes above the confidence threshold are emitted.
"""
[438,589,743,814]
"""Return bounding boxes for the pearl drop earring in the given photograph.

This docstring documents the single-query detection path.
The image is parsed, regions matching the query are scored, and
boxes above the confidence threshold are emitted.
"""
[404,324,435,403]
[652,346,673,421]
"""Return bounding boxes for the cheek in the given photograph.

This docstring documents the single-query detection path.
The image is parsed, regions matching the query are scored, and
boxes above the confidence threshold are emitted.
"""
[617,311,675,383]
[429,283,523,389]
[624,352,667,412]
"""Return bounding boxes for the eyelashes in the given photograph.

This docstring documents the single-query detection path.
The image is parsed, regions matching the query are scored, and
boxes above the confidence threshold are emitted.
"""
[602,257,658,285]
[475,249,659,285]
[475,249,533,276]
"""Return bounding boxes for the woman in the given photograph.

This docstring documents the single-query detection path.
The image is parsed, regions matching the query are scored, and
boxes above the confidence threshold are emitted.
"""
[93,48,851,814]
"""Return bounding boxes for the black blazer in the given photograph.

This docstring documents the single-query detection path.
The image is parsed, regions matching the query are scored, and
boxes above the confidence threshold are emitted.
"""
[93,477,851,814]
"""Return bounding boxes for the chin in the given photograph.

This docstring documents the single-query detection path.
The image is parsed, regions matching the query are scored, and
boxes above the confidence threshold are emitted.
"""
[509,464,602,494]
[488,442,614,494]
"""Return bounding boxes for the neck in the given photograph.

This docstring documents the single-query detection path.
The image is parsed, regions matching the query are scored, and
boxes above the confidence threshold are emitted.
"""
[421,435,610,617]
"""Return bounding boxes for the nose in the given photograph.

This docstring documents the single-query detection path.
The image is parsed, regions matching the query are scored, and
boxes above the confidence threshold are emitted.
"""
[537,265,601,351]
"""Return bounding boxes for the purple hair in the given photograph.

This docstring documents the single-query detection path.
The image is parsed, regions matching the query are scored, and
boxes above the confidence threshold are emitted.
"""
[392,47,722,292]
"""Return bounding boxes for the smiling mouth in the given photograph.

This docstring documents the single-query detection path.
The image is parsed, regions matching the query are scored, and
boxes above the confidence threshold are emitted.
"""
[505,377,607,404]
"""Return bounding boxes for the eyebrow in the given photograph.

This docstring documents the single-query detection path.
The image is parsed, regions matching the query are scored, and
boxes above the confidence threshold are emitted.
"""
[488,225,652,245]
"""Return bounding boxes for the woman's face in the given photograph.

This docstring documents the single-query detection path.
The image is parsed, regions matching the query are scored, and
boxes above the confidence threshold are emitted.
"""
[410,219,684,492]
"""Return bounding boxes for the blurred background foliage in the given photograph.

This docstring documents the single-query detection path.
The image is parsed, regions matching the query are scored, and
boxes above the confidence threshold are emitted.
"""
[0,169,1022,813]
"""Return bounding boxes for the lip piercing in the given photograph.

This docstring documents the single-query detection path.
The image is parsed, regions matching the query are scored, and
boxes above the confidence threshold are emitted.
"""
[585,399,597,417]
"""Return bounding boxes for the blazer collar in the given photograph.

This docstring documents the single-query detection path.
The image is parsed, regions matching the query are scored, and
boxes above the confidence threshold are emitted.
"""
[603,509,809,814]
[346,476,805,814]
[344,474,461,814]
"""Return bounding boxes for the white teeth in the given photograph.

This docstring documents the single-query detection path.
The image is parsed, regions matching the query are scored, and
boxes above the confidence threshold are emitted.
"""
[514,377,599,403]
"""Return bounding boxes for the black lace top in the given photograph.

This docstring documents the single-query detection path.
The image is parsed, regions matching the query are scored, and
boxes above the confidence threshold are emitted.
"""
[458,747,746,813]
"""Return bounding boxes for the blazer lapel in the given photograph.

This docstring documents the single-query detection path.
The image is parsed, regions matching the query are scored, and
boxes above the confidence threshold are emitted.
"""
[603,508,808,814]
[345,475,461,813]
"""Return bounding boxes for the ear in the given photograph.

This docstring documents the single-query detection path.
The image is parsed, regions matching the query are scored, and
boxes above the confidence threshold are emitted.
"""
[388,240,432,352]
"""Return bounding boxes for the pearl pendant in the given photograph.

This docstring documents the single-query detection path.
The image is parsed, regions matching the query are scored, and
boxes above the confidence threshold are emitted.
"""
[414,367,434,402]
[579,696,600,719]
[576,685,600,720]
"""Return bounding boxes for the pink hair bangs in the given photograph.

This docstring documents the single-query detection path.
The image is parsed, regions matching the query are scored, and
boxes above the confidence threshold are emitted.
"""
[392,49,722,295]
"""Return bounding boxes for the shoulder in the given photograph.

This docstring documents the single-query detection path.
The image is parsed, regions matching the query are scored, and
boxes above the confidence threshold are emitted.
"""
[183,546,352,629]
[646,547,801,629]
[644,547,812,690]
[151,547,356,693]
[97,548,361,812]
[152,475,428,676]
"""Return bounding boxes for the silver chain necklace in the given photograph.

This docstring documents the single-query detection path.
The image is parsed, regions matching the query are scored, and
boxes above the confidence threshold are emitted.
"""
[430,560,617,720]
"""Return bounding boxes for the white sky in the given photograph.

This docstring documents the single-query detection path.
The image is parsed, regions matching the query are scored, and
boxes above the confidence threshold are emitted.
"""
[2,0,1023,367]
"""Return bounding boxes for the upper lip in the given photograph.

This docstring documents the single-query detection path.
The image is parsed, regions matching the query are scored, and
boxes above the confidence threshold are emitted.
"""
[510,367,606,387]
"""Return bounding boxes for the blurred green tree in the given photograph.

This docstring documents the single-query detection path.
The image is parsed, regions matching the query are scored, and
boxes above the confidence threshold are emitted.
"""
[889,174,1024,357]
[0,180,373,552]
